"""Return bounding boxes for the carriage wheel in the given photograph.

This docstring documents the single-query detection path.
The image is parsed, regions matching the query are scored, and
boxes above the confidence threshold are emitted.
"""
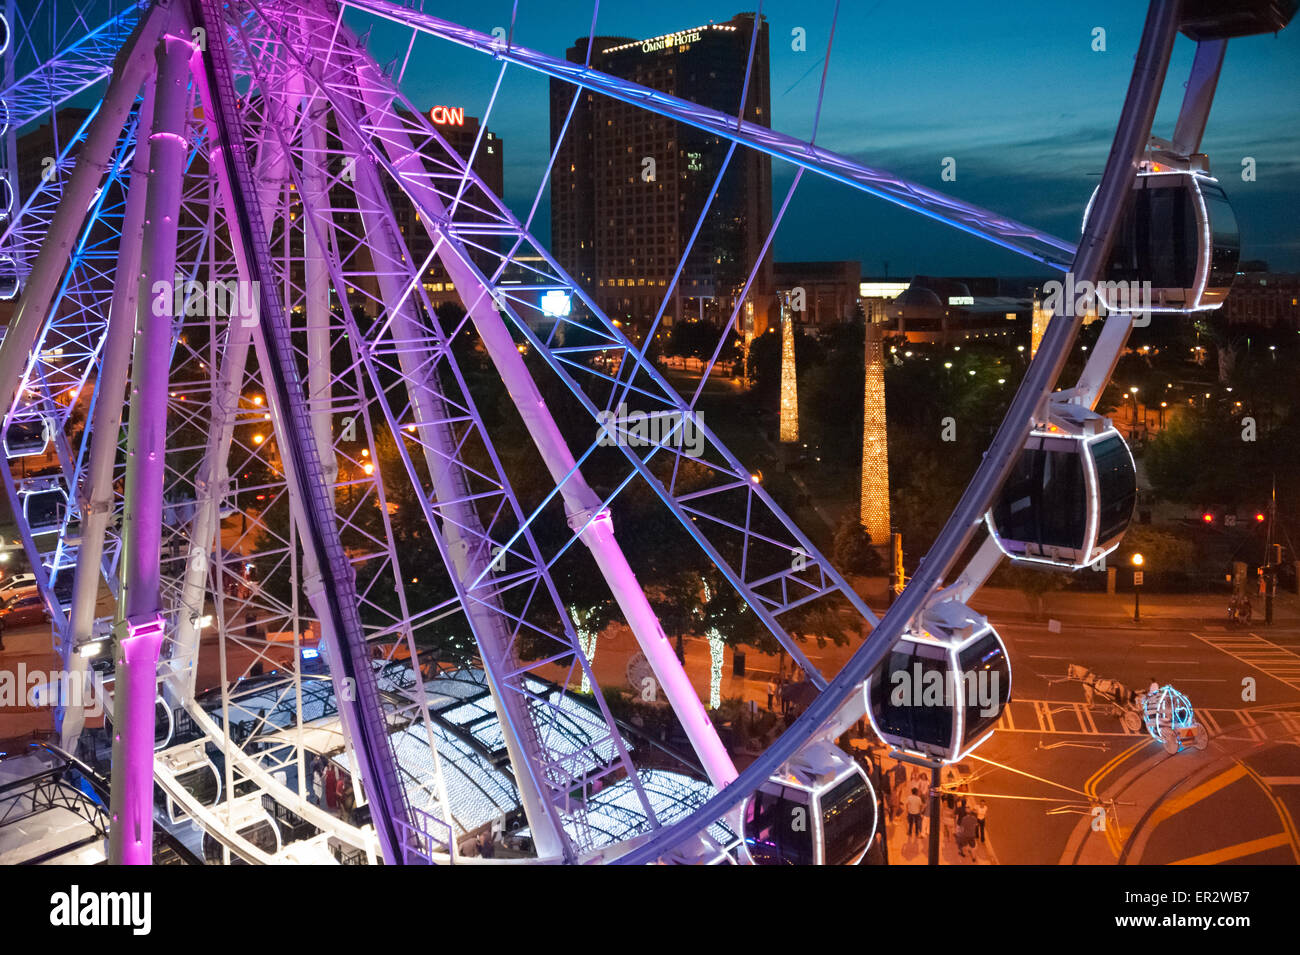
[1160,727,1179,755]
[1193,723,1209,751]
[1122,710,1142,734]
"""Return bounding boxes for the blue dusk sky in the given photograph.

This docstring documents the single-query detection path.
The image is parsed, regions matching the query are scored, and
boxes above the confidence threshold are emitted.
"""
[351,1,1300,276]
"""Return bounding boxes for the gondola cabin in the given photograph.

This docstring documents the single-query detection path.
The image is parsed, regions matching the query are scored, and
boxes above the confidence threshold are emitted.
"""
[0,254,20,301]
[4,415,52,458]
[200,793,282,864]
[866,601,1011,764]
[987,403,1136,569]
[1083,165,1239,313]
[742,740,878,866]
[19,480,70,536]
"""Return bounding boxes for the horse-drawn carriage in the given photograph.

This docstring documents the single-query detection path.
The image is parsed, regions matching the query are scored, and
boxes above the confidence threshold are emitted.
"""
[1063,665,1208,753]
[1140,684,1209,755]
[1065,664,1143,733]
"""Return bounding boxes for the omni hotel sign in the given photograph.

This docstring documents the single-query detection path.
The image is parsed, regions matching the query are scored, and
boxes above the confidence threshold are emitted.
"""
[640,29,702,53]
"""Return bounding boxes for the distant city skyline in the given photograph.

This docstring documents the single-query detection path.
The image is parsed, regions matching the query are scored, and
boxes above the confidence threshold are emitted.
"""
[352,0,1300,276]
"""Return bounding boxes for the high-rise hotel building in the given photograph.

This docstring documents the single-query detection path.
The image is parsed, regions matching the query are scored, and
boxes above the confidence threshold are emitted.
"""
[549,14,773,332]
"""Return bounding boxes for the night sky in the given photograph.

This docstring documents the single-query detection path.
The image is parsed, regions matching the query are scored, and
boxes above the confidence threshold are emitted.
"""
[353,1,1300,277]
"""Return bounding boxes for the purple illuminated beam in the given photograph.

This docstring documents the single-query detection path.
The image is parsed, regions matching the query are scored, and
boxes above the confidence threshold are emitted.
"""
[342,0,1077,270]
[107,615,165,865]
[107,22,196,867]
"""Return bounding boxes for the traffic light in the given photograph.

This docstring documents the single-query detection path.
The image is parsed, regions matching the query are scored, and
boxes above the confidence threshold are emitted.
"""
[1201,511,1214,524]
[1255,511,1266,523]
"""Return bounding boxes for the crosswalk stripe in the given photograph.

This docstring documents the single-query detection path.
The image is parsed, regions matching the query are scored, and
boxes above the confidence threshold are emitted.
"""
[986,699,1300,740]
[1188,631,1300,692]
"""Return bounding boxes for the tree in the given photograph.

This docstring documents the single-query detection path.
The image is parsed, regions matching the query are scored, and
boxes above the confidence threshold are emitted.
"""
[990,562,1066,619]
[832,516,883,576]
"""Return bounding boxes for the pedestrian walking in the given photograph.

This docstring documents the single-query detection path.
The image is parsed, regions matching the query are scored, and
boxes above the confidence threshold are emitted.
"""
[956,810,978,861]
[766,679,776,711]
[941,764,957,809]
[311,758,324,806]
[337,776,353,824]
[324,762,338,812]
[891,761,907,806]
[975,799,988,843]
[905,787,923,838]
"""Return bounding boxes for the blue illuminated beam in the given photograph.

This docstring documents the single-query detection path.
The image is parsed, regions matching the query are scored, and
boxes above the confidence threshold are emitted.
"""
[341,0,1077,270]
[0,5,141,132]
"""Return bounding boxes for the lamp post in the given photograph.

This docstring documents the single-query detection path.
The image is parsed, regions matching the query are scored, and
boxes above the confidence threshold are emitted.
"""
[1131,552,1144,622]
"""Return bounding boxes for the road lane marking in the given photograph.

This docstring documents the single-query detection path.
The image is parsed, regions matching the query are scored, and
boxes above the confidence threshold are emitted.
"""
[1076,702,1098,735]
[1240,762,1300,864]
[1188,631,1300,693]
[1033,700,1054,732]
[1168,833,1291,866]
[1085,740,1148,859]
[988,699,1299,740]
[1146,764,1246,828]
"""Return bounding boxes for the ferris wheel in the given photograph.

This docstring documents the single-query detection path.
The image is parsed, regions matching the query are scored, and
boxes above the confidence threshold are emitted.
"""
[0,0,1291,866]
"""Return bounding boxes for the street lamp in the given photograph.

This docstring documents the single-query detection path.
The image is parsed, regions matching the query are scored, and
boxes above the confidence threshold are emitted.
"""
[1131,552,1144,622]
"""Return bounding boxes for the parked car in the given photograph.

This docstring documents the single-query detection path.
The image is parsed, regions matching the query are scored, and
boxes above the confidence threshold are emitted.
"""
[0,593,50,628]
[0,572,37,599]
[0,571,36,590]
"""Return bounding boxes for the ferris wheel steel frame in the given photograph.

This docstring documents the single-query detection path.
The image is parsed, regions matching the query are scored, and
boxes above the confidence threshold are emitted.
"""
[0,0,1270,864]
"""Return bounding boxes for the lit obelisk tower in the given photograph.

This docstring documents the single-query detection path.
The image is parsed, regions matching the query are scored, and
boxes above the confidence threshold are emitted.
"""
[1031,291,1050,358]
[859,321,890,542]
[779,293,799,444]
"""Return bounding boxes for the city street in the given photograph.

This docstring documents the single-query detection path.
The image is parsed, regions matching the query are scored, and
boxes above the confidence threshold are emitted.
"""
[582,583,1300,865]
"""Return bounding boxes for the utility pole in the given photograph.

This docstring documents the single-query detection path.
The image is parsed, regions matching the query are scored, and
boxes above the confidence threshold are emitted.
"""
[928,763,941,866]
[1265,477,1277,625]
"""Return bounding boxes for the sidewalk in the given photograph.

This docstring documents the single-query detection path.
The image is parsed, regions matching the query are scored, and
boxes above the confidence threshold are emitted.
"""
[878,752,999,865]
[969,584,1300,631]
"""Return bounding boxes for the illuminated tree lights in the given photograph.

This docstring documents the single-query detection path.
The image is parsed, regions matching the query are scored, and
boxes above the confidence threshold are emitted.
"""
[699,581,725,709]
[779,303,799,444]
[572,605,598,694]
[1031,292,1050,358]
[859,323,890,542]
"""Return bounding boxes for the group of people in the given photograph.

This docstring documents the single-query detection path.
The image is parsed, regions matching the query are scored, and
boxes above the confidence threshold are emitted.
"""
[309,754,356,824]
[765,673,807,720]
[1228,593,1253,625]
[952,797,988,861]
[885,760,989,862]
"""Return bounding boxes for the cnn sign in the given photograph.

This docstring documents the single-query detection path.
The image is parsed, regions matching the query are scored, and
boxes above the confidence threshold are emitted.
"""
[429,105,465,126]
